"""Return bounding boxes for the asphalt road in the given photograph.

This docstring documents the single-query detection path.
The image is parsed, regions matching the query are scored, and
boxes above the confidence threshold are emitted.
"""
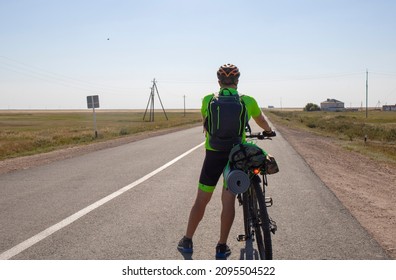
[0,122,389,260]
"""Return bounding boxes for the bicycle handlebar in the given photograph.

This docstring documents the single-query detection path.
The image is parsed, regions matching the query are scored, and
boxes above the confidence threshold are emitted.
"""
[246,130,276,140]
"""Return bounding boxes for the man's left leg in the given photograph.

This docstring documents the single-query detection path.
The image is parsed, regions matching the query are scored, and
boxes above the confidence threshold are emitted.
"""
[216,187,236,258]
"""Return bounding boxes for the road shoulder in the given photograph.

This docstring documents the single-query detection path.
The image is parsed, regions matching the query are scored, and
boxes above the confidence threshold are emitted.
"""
[275,124,396,259]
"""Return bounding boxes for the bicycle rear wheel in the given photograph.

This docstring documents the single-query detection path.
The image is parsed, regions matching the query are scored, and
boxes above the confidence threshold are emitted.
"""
[253,180,273,260]
[249,189,265,259]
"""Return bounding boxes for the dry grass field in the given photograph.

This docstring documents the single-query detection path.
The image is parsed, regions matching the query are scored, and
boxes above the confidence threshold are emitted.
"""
[266,109,396,164]
[0,110,201,160]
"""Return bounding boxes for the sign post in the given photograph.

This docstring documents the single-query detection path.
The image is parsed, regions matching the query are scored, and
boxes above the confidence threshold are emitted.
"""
[87,95,100,138]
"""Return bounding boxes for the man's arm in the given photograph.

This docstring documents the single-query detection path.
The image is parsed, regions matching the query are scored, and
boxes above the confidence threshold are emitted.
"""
[252,112,272,132]
[202,116,207,133]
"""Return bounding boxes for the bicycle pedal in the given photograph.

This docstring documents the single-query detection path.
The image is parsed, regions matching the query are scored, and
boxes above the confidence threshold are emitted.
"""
[270,218,277,234]
[265,197,273,207]
[237,235,247,242]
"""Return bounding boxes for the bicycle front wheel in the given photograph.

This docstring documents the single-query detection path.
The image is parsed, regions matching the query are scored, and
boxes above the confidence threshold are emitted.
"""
[253,180,273,260]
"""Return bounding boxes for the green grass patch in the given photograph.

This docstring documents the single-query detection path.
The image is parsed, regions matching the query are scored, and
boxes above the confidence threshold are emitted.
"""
[266,109,396,163]
[0,110,202,160]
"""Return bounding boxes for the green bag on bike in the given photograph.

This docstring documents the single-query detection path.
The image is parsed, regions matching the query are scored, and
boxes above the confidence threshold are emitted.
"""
[228,143,279,175]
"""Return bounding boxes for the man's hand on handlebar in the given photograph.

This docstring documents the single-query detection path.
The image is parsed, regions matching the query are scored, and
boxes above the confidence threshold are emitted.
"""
[262,130,276,137]
[245,130,276,139]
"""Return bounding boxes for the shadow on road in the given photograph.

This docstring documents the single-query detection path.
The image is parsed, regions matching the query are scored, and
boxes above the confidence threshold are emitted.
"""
[240,247,259,260]
[178,251,193,260]
[177,245,259,260]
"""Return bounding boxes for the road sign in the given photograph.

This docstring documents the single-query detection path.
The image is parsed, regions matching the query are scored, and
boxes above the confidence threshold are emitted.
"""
[86,95,99,138]
[87,95,100,109]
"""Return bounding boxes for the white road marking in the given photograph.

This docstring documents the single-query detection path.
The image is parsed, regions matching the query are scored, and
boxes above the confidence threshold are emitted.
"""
[0,142,204,260]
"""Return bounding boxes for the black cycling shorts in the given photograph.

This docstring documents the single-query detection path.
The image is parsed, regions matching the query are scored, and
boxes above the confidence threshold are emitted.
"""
[198,149,230,192]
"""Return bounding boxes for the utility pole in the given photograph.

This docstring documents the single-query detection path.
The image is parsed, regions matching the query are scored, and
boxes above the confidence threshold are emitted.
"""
[143,78,168,121]
[144,86,154,122]
[366,69,368,118]
[183,95,186,117]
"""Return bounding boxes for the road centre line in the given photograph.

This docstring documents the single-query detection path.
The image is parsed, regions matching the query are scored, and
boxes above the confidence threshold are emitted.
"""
[0,142,205,260]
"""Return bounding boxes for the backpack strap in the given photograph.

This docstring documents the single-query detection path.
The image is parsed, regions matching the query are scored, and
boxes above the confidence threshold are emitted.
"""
[238,95,247,136]
[204,93,216,136]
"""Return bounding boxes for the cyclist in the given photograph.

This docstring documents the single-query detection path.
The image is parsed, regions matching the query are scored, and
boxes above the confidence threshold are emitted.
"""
[177,64,274,259]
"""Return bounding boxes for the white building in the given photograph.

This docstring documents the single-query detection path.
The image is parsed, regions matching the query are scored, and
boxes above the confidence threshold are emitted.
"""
[382,104,396,111]
[321,99,345,111]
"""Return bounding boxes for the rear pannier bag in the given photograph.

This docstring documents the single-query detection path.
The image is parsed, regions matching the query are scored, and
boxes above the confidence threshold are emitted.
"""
[228,143,279,174]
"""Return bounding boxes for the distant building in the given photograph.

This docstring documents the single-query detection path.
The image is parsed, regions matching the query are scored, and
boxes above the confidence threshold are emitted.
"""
[321,98,345,111]
[382,104,396,111]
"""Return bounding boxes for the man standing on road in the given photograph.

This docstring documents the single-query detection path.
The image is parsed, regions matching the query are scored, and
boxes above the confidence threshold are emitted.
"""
[177,64,274,259]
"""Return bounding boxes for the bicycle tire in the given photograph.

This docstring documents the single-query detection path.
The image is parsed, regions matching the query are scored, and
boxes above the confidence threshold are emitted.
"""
[251,189,265,260]
[241,192,254,260]
[253,180,273,260]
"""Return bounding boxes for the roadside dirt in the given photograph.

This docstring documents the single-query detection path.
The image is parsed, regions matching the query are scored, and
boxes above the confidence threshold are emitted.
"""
[1,123,394,259]
[275,124,396,259]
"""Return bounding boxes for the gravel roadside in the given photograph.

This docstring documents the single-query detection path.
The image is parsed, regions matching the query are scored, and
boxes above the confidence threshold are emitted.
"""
[275,124,395,259]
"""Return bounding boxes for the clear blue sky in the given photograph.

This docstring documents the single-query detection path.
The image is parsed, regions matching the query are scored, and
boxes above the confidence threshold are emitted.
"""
[1,0,395,109]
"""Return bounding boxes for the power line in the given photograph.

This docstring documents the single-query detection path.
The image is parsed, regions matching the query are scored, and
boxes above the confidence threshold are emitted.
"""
[2,55,395,104]
[370,71,396,77]
[0,56,141,93]
[246,72,365,83]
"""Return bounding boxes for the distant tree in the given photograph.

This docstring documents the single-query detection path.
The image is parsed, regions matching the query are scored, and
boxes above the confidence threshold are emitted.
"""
[304,103,321,111]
